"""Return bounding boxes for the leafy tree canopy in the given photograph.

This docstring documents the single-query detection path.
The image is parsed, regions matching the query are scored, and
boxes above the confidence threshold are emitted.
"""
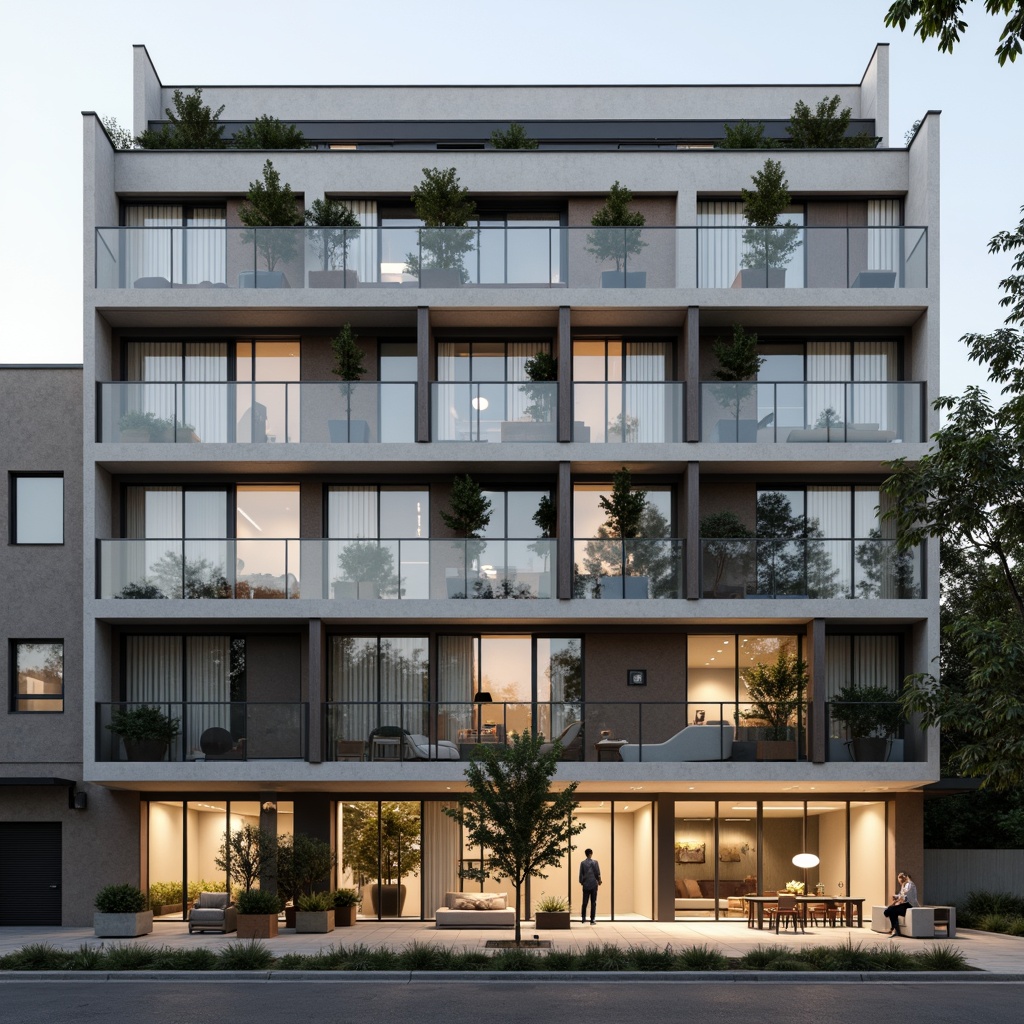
[136,88,226,150]
[741,160,792,227]
[598,467,648,539]
[717,119,778,149]
[101,116,134,151]
[238,160,303,229]
[713,325,764,381]
[411,166,476,226]
[233,115,308,149]
[786,94,876,148]
[331,323,366,382]
[885,0,1023,66]
[490,122,539,149]
[440,474,493,537]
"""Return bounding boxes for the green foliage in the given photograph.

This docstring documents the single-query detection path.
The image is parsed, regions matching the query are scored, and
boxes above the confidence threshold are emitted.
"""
[717,119,778,149]
[215,824,277,893]
[520,352,558,422]
[341,944,401,970]
[701,511,753,539]
[101,116,134,150]
[586,181,647,271]
[490,947,544,970]
[237,160,303,271]
[913,944,970,970]
[882,207,1024,790]
[491,122,539,149]
[532,495,557,538]
[673,943,730,970]
[297,891,334,911]
[960,889,1024,924]
[786,94,876,148]
[336,540,402,596]
[305,198,361,270]
[712,325,763,381]
[623,945,676,970]
[147,881,182,907]
[332,887,362,908]
[885,1,1024,66]
[740,159,802,273]
[342,802,422,885]
[106,706,179,743]
[830,683,904,737]
[440,474,493,537]
[444,731,585,945]
[136,88,226,150]
[598,467,648,539]
[701,512,755,598]
[188,879,227,901]
[534,892,569,912]
[524,351,557,382]
[93,884,148,917]
[741,650,807,740]
[405,167,478,278]
[215,940,276,970]
[67,944,107,970]
[331,323,366,383]
[738,944,794,969]
[395,941,459,970]
[574,942,632,970]
[0,944,70,970]
[276,833,337,900]
[235,888,282,915]
[103,944,162,971]
[233,115,308,149]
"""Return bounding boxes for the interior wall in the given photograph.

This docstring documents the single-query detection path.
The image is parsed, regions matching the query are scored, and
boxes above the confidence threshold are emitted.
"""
[631,803,654,918]
[611,810,635,914]
[818,808,847,894]
[850,801,886,903]
[148,802,183,886]
[761,817,802,891]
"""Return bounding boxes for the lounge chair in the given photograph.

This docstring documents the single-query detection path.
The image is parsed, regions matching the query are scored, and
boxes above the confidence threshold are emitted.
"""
[538,720,583,760]
[619,721,733,761]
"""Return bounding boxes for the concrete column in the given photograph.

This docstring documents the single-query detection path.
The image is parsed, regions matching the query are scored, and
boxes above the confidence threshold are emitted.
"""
[685,305,700,442]
[259,795,278,892]
[807,617,827,764]
[557,461,572,599]
[557,306,571,442]
[307,618,323,763]
[890,793,924,894]
[416,306,430,442]
[685,461,700,599]
[655,794,676,921]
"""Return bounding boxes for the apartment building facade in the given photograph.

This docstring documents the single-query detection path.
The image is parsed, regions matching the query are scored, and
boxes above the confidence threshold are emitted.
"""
[1,43,938,926]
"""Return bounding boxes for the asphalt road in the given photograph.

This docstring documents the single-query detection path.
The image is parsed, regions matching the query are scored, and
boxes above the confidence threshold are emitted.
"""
[2,979,1023,1024]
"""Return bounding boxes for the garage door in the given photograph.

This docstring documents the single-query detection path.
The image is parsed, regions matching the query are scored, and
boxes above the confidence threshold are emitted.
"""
[0,822,62,925]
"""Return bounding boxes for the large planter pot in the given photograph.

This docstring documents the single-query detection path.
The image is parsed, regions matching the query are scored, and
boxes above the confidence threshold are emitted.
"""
[420,268,463,288]
[308,269,359,288]
[94,911,154,937]
[733,267,787,289]
[119,428,151,443]
[756,739,797,761]
[370,883,407,917]
[122,739,169,762]
[284,905,296,928]
[535,911,571,929]
[238,270,287,288]
[850,736,889,762]
[597,575,650,599]
[601,269,647,288]
[295,910,335,934]
[334,905,358,927]
[237,913,279,939]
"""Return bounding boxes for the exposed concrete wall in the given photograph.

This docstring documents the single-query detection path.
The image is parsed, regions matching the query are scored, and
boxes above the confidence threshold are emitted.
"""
[859,44,889,148]
[924,849,1024,906]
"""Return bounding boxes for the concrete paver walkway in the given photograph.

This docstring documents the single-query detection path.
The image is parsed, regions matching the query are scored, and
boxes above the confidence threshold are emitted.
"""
[1,918,1021,973]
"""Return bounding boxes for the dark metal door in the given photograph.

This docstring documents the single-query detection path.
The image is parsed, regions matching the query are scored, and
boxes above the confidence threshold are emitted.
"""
[0,822,62,925]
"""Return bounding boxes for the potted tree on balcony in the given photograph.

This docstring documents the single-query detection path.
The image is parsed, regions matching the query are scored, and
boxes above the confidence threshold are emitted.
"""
[343,801,422,917]
[237,159,303,287]
[440,474,493,597]
[831,683,904,761]
[94,884,153,937]
[586,181,647,288]
[505,350,557,441]
[709,325,765,441]
[741,649,806,760]
[328,322,371,442]
[736,159,802,288]
[334,540,403,600]
[106,704,180,761]
[700,511,754,598]
[305,197,361,288]
[404,167,477,287]
[589,466,650,598]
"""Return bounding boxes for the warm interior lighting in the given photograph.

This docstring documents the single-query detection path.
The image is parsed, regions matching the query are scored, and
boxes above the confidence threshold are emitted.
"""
[792,853,820,869]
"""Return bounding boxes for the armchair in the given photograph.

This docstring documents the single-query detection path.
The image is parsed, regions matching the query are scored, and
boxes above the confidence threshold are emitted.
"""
[619,721,733,762]
[538,720,583,760]
[188,891,237,934]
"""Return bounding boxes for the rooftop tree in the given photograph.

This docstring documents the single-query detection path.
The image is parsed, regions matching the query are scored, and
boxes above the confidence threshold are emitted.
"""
[136,88,226,150]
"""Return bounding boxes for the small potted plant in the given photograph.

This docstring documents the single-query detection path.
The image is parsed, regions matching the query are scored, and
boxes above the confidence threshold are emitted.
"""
[332,887,362,927]
[295,891,336,933]
[106,705,180,761]
[94,884,153,937]
[586,181,647,288]
[534,892,571,929]
[831,683,903,761]
[235,887,282,939]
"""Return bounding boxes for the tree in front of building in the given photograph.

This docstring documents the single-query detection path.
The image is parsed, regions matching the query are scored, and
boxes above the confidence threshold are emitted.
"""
[884,0,1023,65]
[238,160,304,273]
[136,88,227,149]
[444,731,585,946]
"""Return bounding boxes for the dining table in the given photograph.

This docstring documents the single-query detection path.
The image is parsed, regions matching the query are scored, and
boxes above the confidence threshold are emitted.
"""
[794,894,866,927]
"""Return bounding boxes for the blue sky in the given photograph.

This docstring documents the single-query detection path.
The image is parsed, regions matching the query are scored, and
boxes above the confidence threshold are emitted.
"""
[0,0,1019,397]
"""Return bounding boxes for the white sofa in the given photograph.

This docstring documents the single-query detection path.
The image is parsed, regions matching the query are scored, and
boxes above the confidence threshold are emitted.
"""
[435,891,515,928]
[620,721,734,761]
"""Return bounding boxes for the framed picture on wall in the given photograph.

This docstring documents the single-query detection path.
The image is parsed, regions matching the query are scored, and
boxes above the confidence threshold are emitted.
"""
[719,845,741,862]
[675,841,705,864]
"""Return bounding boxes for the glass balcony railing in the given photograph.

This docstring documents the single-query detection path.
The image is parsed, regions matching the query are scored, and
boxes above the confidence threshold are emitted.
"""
[572,538,685,599]
[95,225,928,290]
[700,537,925,599]
[572,382,685,442]
[95,701,308,762]
[98,538,555,600]
[431,382,557,442]
[701,381,925,443]
[98,381,416,443]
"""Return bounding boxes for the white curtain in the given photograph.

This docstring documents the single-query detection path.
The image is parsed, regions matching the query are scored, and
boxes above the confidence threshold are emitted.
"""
[183,342,228,443]
[624,340,668,442]
[184,208,226,284]
[124,341,178,426]
[125,485,182,598]
[125,204,181,284]
[339,200,378,283]
[380,637,429,734]
[852,340,898,432]
[438,635,475,739]
[806,341,849,434]
[435,342,461,440]
[825,634,900,737]
[867,199,901,273]
[806,486,852,596]
[329,636,378,743]
[697,201,745,287]
[184,636,232,753]
[125,636,184,759]
[422,801,460,919]
[327,486,378,538]
[507,340,541,422]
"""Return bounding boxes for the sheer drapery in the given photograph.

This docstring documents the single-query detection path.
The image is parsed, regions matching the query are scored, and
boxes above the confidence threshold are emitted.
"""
[422,801,460,919]
[867,199,901,273]
[806,486,853,596]
[340,200,378,282]
[125,205,181,284]
[327,486,378,537]
[379,638,429,733]
[183,342,229,442]
[329,637,378,743]
[124,341,178,425]
[184,208,226,284]
[438,635,475,740]
[435,341,461,440]
[185,636,232,749]
[852,340,898,431]
[806,341,848,434]
[624,340,668,441]
[825,635,901,733]
[125,635,184,759]
[697,201,745,287]
[507,340,538,421]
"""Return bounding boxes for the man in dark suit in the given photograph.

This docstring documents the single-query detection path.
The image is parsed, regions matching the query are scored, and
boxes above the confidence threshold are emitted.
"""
[579,848,602,924]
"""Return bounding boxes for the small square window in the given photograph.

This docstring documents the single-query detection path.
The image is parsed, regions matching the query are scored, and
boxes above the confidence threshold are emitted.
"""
[11,475,63,544]
[11,641,64,712]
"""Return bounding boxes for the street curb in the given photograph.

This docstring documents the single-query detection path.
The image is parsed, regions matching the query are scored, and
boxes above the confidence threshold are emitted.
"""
[2,970,1023,983]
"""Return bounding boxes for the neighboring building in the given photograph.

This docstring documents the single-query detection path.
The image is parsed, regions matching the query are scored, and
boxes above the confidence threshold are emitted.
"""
[1,43,939,925]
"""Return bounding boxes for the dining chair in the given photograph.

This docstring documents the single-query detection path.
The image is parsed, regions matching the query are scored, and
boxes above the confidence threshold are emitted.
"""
[773,893,805,934]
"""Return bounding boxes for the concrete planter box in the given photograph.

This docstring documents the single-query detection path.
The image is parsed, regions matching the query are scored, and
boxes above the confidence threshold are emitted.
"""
[237,913,279,939]
[309,269,359,288]
[733,268,787,289]
[295,910,335,933]
[756,739,797,761]
[534,911,571,929]
[601,270,647,288]
[94,911,154,937]
[420,268,463,288]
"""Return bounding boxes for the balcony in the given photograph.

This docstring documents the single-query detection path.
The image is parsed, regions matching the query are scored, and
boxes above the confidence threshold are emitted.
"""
[700,537,925,599]
[572,539,685,599]
[431,382,556,442]
[97,538,555,600]
[701,382,924,444]
[94,226,928,290]
[95,701,309,762]
[573,383,685,443]
[98,381,416,443]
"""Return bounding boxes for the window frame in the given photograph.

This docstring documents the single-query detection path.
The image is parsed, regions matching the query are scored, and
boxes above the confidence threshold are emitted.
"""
[9,640,64,713]
[10,473,64,545]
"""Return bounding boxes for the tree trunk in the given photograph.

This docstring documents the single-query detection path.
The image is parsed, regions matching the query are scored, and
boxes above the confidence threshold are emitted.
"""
[514,882,522,946]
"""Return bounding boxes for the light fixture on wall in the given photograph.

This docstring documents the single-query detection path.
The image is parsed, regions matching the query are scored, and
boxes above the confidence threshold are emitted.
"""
[261,801,277,812]
[68,786,87,811]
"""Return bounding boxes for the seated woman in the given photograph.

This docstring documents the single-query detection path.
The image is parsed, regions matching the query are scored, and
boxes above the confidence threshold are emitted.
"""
[883,871,918,936]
